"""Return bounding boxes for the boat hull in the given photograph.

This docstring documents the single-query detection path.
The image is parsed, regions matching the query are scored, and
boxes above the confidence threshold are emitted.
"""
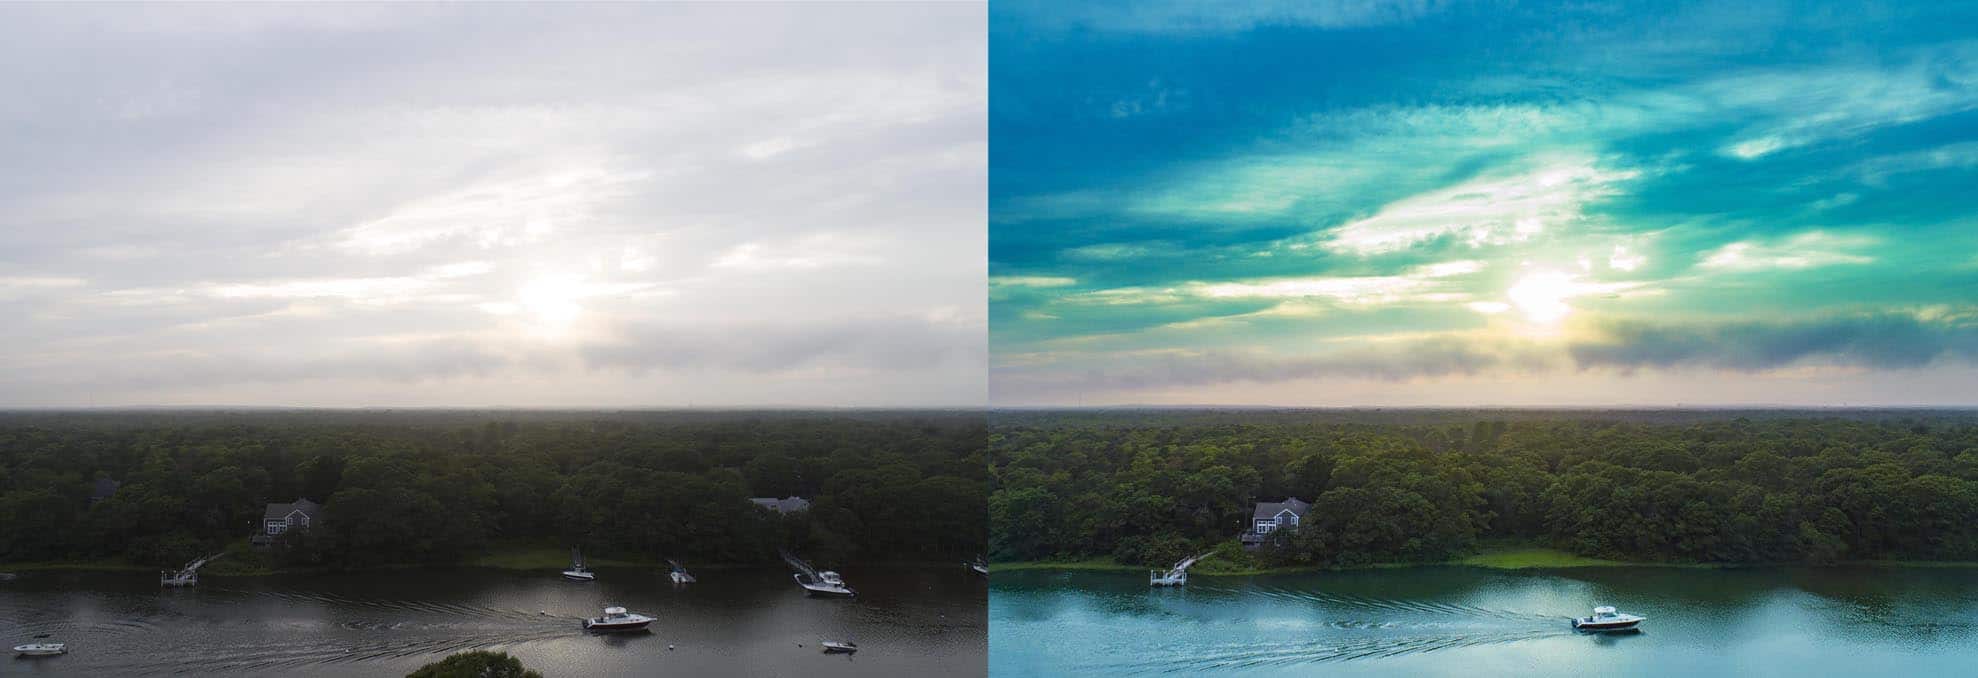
[1573,619,1642,631]
[582,620,652,632]
[562,572,595,581]
[802,584,856,597]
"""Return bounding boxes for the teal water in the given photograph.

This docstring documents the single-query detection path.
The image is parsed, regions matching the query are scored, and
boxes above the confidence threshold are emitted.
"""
[989,566,1978,677]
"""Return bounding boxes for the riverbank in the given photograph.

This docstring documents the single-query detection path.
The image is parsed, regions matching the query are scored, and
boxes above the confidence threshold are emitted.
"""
[989,545,1978,575]
[3,541,970,577]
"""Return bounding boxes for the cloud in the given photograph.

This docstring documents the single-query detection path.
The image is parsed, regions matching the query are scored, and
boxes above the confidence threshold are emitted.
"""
[0,4,986,407]
[1697,231,1876,271]
[1570,313,1978,371]
[581,316,983,375]
[1320,157,1640,255]
[997,0,1442,35]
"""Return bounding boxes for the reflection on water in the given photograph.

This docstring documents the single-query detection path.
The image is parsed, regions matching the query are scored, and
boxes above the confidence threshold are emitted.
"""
[0,565,984,677]
[990,566,1978,677]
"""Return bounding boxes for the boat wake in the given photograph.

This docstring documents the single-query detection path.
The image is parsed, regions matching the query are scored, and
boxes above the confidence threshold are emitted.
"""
[1090,628,1574,674]
[1073,587,1573,674]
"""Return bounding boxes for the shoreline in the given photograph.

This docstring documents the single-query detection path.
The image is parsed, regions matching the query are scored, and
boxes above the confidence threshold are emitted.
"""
[987,547,1978,575]
[1,545,975,578]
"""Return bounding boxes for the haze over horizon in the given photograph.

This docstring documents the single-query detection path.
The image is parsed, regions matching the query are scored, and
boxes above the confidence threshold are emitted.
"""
[0,4,987,408]
[990,0,1978,407]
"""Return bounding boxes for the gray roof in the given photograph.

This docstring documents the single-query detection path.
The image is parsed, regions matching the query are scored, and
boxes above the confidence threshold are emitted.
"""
[750,496,811,513]
[264,498,323,522]
[1252,498,1310,520]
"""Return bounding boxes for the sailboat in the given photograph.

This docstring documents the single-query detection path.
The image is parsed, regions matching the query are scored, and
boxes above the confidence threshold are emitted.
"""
[562,548,595,582]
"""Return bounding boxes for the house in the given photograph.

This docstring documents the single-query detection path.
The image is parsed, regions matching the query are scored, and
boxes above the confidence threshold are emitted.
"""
[88,477,121,506]
[749,496,811,514]
[1240,498,1310,550]
[254,498,323,545]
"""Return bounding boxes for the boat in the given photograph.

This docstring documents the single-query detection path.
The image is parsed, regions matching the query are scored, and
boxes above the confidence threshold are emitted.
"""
[562,548,595,582]
[1150,551,1210,587]
[820,641,858,653]
[782,550,855,597]
[13,643,66,657]
[0,572,17,582]
[668,560,695,584]
[796,570,856,597]
[1572,606,1645,631]
[580,606,654,632]
[967,555,988,576]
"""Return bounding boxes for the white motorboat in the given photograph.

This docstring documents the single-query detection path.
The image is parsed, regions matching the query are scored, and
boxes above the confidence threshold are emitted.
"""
[782,550,855,597]
[668,560,695,584]
[967,556,989,577]
[796,570,856,597]
[13,643,66,657]
[581,606,654,632]
[562,548,596,582]
[820,641,858,653]
[1572,606,1645,631]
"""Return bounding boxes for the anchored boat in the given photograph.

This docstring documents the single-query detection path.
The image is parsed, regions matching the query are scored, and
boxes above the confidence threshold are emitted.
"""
[1572,606,1645,631]
[13,643,66,657]
[562,548,596,582]
[967,555,989,577]
[581,606,654,632]
[820,641,858,653]
[782,550,855,597]
[668,560,695,584]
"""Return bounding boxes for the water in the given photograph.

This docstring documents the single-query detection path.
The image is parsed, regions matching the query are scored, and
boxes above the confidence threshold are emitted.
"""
[990,566,1978,677]
[1,565,985,677]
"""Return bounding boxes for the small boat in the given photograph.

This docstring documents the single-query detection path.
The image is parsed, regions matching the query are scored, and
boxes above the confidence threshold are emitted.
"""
[0,572,17,582]
[581,606,655,632]
[668,560,695,584]
[820,641,858,653]
[796,570,856,597]
[967,556,988,577]
[13,643,66,657]
[562,548,595,582]
[782,550,855,597]
[1572,606,1645,631]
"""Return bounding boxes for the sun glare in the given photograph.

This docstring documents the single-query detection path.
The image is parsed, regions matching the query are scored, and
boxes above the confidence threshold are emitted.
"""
[1507,270,1574,325]
[518,275,584,334]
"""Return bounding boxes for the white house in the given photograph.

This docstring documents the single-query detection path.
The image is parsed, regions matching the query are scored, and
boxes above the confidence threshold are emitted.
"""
[261,498,323,536]
[1240,498,1310,549]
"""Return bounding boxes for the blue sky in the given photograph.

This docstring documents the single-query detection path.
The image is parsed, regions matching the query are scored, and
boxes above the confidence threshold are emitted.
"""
[990,0,1978,406]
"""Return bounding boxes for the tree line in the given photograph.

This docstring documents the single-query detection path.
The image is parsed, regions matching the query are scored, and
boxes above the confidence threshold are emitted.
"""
[989,411,1978,567]
[0,410,985,570]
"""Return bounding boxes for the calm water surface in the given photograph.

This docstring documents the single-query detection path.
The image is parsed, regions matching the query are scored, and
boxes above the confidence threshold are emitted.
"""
[990,566,1978,677]
[2,565,984,677]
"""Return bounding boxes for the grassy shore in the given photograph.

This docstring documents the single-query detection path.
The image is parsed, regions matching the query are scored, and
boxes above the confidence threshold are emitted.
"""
[4,541,966,577]
[989,544,1978,575]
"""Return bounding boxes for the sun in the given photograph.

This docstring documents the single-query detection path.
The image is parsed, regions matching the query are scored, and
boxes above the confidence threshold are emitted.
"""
[517,275,584,335]
[1506,270,1574,325]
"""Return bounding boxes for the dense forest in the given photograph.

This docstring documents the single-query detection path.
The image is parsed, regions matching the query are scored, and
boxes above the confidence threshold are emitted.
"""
[0,410,985,570]
[989,410,1978,567]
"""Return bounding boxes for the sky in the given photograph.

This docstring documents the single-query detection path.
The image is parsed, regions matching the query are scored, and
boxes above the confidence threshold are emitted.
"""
[0,4,986,408]
[989,0,1978,407]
